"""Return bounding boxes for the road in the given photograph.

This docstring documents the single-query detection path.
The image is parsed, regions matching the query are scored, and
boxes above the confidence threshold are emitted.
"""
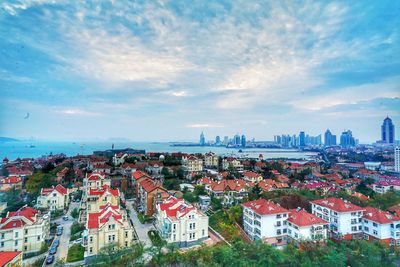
[125,199,154,247]
[43,201,80,266]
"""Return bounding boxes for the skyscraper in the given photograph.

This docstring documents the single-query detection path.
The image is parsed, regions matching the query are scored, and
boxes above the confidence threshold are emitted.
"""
[199,132,205,146]
[381,116,395,144]
[340,130,355,148]
[215,135,221,145]
[395,146,400,172]
[241,134,246,147]
[234,134,241,146]
[299,131,305,147]
[324,129,337,146]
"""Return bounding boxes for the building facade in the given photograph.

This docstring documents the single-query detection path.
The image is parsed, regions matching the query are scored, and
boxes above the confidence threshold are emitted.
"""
[155,197,209,247]
[36,184,69,211]
[381,116,395,144]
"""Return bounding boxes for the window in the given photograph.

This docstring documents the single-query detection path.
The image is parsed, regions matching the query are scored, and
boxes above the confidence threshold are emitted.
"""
[89,236,93,243]
[24,237,27,242]
[173,224,176,230]
[37,236,40,241]
[373,230,378,235]
[15,240,18,246]
[0,242,4,247]
[25,229,28,235]
[15,232,18,238]
[202,229,205,236]
[24,246,27,251]
[125,241,128,247]
[89,247,93,253]
[1,233,4,239]
[277,229,282,235]
[373,222,378,227]
[283,214,287,218]
[364,227,369,232]
[351,226,357,231]
[276,214,282,219]
[283,221,287,225]
[283,229,287,234]
[173,234,176,241]
[351,212,356,216]
[125,231,128,238]
[276,221,281,227]
[288,229,291,234]
[255,228,261,235]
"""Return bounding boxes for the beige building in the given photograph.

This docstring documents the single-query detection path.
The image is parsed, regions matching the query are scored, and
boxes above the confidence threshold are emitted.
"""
[0,206,50,253]
[204,152,219,168]
[36,184,69,211]
[243,171,263,183]
[155,196,209,247]
[182,155,203,172]
[87,185,120,213]
[222,157,243,171]
[86,204,135,257]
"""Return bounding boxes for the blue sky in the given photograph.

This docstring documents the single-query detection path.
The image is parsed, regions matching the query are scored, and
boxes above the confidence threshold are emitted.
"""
[0,0,399,142]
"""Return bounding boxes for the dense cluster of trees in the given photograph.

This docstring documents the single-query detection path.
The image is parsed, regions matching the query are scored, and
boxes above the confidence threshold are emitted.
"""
[86,238,399,267]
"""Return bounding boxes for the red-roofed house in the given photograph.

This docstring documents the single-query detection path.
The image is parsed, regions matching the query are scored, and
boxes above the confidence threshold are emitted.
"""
[0,176,22,192]
[137,178,168,216]
[85,204,134,258]
[287,208,329,242]
[155,196,209,247]
[311,197,365,240]
[0,206,50,253]
[0,251,22,267]
[209,179,249,205]
[182,155,203,172]
[362,207,400,246]
[242,199,289,245]
[36,184,69,211]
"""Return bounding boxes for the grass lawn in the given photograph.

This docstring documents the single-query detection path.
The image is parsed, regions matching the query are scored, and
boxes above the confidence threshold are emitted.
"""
[209,210,240,242]
[67,244,84,262]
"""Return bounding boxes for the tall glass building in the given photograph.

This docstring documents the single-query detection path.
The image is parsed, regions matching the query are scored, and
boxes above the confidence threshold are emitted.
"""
[381,116,395,144]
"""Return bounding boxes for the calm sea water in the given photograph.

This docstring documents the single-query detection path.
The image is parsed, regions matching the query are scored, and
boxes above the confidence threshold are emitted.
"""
[0,141,317,161]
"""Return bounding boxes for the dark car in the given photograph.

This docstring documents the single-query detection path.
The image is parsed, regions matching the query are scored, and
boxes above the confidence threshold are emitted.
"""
[53,239,60,247]
[49,246,57,255]
[46,255,55,264]
[56,228,63,236]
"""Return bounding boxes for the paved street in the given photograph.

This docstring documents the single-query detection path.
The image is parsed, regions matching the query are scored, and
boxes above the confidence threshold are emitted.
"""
[125,199,154,247]
[43,201,80,266]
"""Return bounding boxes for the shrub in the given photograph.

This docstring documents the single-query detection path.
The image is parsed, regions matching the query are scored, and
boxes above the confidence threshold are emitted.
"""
[67,244,84,262]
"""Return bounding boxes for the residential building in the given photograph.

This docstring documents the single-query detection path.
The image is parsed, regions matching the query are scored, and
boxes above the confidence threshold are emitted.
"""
[155,196,209,247]
[243,171,263,183]
[287,208,329,242]
[112,153,128,166]
[137,178,168,216]
[0,251,22,267]
[372,179,400,194]
[87,185,120,212]
[84,173,111,192]
[208,179,248,205]
[0,206,50,253]
[299,131,305,147]
[86,204,135,258]
[204,152,219,168]
[0,176,22,192]
[182,155,203,172]
[222,157,243,171]
[241,134,246,147]
[36,184,69,211]
[395,146,400,172]
[242,199,289,245]
[311,197,364,240]
[381,116,395,144]
[362,207,400,246]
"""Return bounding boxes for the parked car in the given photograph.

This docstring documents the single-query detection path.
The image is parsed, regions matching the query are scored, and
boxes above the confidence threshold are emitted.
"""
[49,246,57,255]
[56,227,63,236]
[63,215,69,221]
[71,238,82,245]
[46,255,55,264]
[53,239,60,247]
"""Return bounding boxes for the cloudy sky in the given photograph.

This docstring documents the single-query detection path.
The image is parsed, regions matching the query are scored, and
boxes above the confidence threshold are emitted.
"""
[0,0,399,143]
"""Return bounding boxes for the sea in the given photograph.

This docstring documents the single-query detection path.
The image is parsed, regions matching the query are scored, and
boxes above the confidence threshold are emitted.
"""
[0,141,318,161]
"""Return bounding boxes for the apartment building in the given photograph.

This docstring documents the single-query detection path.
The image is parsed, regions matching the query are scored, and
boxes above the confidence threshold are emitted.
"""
[242,199,289,245]
[204,152,219,168]
[182,155,203,172]
[0,206,50,253]
[137,178,168,216]
[87,185,120,212]
[36,184,69,211]
[287,208,329,242]
[155,196,209,247]
[86,204,135,258]
[362,207,400,246]
[311,197,364,240]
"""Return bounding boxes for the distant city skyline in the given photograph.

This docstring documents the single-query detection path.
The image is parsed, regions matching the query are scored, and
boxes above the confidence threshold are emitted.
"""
[1,1,399,142]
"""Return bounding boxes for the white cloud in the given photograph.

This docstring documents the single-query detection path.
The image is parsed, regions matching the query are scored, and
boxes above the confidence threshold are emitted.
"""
[56,108,101,116]
[186,123,224,128]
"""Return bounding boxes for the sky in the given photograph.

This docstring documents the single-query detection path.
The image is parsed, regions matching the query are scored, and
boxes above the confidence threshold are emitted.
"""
[0,0,399,143]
